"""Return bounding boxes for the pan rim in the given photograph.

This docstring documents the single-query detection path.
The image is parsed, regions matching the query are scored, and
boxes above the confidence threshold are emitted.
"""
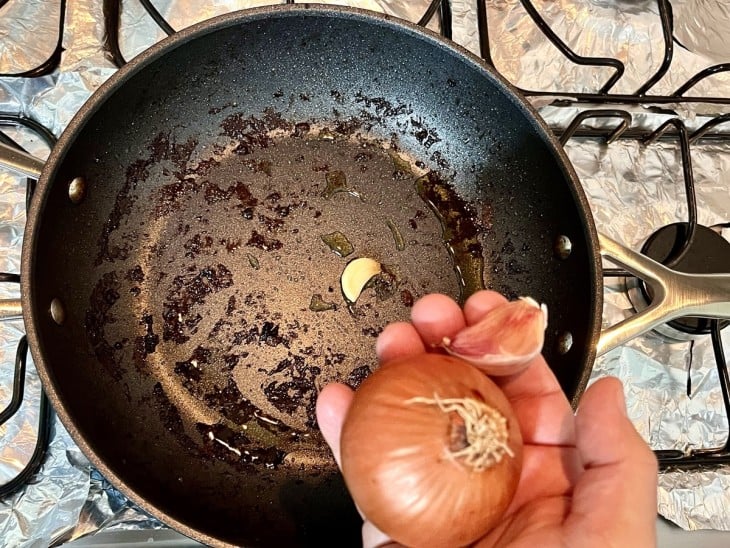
[21,4,602,546]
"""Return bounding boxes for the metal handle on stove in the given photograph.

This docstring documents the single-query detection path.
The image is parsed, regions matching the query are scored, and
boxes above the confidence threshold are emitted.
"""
[596,233,730,355]
[0,141,45,179]
[0,142,43,321]
[0,300,22,320]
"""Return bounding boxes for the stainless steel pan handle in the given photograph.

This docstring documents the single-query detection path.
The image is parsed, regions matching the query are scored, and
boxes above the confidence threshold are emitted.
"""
[0,300,22,320]
[0,141,45,179]
[0,142,44,321]
[597,233,730,355]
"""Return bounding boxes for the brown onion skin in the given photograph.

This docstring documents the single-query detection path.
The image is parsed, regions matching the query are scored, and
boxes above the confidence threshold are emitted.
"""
[340,354,523,547]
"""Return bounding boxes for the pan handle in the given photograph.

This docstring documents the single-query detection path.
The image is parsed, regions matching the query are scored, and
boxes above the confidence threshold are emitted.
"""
[0,141,45,179]
[0,140,41,320]
[596,233,730,355]
[0,299,22,320]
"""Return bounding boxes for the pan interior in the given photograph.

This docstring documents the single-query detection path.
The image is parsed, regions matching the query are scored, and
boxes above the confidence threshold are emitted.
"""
[90,129,462,439]
[27,8,599,546]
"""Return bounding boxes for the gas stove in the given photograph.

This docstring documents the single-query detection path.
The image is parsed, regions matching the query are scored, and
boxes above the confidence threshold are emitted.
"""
[0,1,729,545]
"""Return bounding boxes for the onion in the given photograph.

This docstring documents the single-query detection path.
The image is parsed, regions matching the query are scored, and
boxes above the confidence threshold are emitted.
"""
[340,354,523,547]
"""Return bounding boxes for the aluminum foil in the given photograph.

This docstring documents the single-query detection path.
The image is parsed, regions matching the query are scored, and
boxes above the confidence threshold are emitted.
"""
[480,0,730,100]
[0,0,729,544]
[672,0,730,63]
[0,0,62,75]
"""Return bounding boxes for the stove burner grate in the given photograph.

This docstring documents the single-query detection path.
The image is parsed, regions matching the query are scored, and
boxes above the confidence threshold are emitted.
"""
[0,0,66,78]
[559,110,730,469]
[0,115,56,498]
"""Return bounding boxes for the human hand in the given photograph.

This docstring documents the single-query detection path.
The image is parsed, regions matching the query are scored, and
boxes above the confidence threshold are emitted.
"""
[316,291,658,547]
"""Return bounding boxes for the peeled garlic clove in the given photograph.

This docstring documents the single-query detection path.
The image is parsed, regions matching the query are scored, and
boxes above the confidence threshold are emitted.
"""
[341,257,382,304]
[441,297,548,376]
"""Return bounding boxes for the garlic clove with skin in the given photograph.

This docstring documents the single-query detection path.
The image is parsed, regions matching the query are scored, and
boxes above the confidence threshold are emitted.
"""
[441,296,548,376]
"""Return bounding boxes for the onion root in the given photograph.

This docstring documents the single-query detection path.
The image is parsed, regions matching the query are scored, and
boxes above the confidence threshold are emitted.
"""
[406,393,513,472]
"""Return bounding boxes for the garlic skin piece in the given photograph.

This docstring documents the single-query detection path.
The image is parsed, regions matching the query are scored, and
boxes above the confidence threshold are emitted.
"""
[341,257,382,304]
[441,297,548,376]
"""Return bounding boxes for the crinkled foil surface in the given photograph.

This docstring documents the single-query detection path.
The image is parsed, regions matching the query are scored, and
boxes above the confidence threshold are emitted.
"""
[0,0,729,545]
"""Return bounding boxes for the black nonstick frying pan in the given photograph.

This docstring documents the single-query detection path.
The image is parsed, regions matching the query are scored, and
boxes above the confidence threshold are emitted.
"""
[1,5,728,547]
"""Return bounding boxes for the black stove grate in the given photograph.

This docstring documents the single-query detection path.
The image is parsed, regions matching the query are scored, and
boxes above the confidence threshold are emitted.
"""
[0,115,56,497]
[478,0,730,106]
[0,0,66,78]
[0,335,53,498]
[654,321,730,468]
[557,108,730,470]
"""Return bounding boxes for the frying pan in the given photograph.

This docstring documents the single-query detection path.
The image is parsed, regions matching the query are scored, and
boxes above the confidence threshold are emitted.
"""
[1,5,728,547]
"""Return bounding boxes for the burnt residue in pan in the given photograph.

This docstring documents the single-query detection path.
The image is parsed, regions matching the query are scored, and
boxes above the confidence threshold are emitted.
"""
[85,95,492,472]
[162,264,234,344]
[85,271,124,380]
[146,380,286,471]
[132,313,159,373]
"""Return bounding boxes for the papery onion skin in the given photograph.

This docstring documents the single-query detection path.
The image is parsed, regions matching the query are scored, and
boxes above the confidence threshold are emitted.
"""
[340,354,523,547]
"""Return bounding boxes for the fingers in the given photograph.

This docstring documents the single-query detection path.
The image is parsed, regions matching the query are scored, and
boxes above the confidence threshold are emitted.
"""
[376,293,466,365]
[407,290,510,349]
[317,384,396,548]
[315,383,354,467]
[405,291,574,445]
[567,377,658,545]
[376,322,426,364]
[410,293,465,347]
[463,291,507,325]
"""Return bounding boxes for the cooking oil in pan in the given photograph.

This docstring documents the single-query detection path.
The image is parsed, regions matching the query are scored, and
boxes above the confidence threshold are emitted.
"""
[416,172,486,301]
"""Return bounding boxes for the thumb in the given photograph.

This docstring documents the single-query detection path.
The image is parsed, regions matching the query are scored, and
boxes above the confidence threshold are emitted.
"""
[316,384,396,548]
[315,383,354,467]
[567,377,658,545]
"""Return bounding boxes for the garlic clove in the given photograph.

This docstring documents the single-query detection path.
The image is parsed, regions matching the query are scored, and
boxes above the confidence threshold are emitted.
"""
[441,297,548,376]
[341,257,382,304]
